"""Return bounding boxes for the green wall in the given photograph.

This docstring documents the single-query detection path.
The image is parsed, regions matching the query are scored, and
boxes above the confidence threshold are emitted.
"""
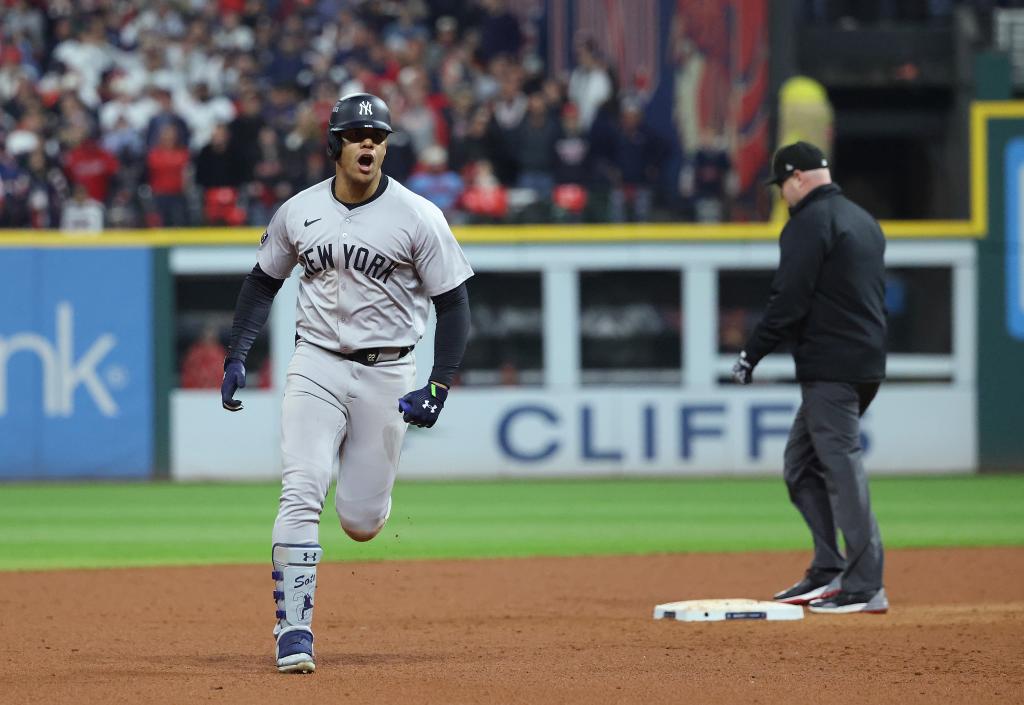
[979,117,1024,471]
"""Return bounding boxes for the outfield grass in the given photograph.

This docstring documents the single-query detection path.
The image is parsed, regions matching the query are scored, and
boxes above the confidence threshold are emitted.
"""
[0,475,1022,570]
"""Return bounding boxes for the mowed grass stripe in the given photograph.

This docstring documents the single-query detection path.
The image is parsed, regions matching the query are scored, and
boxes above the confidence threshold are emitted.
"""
[0,475,1021,570]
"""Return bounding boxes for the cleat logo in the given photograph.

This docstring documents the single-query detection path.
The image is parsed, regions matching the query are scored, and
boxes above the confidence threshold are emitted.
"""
[359,101,373,116]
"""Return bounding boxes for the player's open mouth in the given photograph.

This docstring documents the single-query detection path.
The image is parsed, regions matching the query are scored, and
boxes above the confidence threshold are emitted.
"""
[357,153,374,174]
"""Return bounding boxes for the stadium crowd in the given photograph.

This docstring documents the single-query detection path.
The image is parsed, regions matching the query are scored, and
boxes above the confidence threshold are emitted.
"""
[0,0,732,230]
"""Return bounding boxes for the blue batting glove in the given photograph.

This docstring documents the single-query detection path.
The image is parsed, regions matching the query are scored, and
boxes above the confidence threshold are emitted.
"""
[398,382,448,428]
[221,358,246,411]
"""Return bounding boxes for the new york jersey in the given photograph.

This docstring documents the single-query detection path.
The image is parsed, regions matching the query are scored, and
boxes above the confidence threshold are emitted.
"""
[258,176,473,352]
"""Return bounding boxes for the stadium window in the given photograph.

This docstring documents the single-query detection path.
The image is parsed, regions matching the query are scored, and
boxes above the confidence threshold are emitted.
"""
[460,272,544,387]
[173,274,271,390]
[578,270,683,385]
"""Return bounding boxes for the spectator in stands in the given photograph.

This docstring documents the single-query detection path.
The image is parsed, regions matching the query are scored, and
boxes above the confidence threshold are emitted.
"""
[553,102,590,186]
[99,75,158,136]
[146,124,191,227]
[445,87,483,173]
[551,102,591,222]
[195,123,240,190]
[213,11,255,52]
[280,105,326,190]
[194,123,245,226]
[425,15,460,77]
[178,81,236,151]
[476,0,523,64]
[264,83,299,137]
[63,129,119,205]
[248,126,290,225]
[289,147,333,197]
[180,325,228,389]
[408,145,464,220]
[145,87,189,149]
[380,112,417,183]
[490,67,528,185]
[397,67,440,155]
[51,16,115,102]
[0,50,29,106]
[228,90,265,184]
[265,34,309,88]
[682,129,734,223]
[171,18,226,93]
[55,91,96,144]
[609,99,660,223]
[100,114,145,178]
[461,159,508,223]
[515,91,560,199]
[131,39,181,97]
[1,70,36,118]
[121,1,187,47]
[383,2,430,47]
[0,147,30,226]
[60,183,104,232]
[106,188,143,229]
[23,147,66,229]
[4,1,45,52]
[4,108,44,157]
[568,37,613,132]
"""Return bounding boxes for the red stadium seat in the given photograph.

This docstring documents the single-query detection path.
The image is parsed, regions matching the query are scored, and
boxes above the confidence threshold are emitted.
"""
[204,187,247,226]
[553,184,587,214]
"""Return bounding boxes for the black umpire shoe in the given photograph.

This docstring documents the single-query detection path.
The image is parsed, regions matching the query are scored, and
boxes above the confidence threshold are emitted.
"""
[772,568,842,605]
[808,588,889,615]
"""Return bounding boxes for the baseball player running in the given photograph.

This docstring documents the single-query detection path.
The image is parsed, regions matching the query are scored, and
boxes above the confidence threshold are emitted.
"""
[220,93,473,673]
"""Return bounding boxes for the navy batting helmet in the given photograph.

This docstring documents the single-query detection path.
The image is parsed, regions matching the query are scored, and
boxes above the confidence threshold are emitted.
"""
[326,93,393,161]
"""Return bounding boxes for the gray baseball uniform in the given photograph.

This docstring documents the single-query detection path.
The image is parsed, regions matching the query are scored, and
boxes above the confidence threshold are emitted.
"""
[259,175,473,549]
[222,92,473,673]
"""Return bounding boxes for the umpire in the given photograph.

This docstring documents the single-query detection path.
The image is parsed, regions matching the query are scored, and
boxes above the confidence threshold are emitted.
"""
[732,141,889,615]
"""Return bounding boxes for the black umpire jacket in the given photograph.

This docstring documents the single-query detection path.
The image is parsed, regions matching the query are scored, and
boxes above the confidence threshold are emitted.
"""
[744,183,887,383]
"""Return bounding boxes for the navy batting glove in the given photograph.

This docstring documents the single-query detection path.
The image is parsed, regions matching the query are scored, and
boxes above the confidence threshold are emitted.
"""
[398,382,448,428]
[731,350,753,385]
[221,358,246,411]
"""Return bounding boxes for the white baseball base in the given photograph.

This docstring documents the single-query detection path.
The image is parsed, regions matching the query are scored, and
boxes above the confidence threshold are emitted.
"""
[653,599,803,622]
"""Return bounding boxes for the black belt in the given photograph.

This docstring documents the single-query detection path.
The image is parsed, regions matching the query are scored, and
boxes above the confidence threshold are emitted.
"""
[338,346,414,365]
[298,335,413,366]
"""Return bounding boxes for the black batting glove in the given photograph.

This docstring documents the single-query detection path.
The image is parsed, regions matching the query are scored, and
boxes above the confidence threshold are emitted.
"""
[398,382,448,428]
[731,350,753,385]
[221,358,246,411]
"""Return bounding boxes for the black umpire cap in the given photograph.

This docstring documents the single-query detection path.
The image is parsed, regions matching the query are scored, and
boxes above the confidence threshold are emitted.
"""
[764,141,830,186]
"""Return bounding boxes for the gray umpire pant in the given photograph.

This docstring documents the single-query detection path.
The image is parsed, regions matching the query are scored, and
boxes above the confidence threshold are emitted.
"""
[783,380,885,593]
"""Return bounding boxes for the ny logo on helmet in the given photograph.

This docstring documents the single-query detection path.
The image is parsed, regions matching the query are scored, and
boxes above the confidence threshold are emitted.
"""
[359,101,373,116]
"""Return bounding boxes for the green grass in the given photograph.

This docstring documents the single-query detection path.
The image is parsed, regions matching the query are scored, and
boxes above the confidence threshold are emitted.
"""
[0,475,1022,570]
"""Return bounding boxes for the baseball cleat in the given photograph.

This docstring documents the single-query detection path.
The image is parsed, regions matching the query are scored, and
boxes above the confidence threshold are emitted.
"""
[808,587,889,614]
[773,569,842,605]
[276,629,315,673]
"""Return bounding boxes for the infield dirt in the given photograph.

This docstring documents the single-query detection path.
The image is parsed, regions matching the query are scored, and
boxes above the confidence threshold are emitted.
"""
[3,547,1021,704]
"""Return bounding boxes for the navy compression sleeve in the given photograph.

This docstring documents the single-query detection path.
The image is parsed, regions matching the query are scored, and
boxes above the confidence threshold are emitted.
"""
[225,264,285,363]
[428,282,470,387]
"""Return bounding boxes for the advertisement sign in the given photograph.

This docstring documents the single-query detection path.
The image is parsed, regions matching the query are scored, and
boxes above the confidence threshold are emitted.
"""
[0,249,153,478]
[173,385,974,480]
[397,387,974,477]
